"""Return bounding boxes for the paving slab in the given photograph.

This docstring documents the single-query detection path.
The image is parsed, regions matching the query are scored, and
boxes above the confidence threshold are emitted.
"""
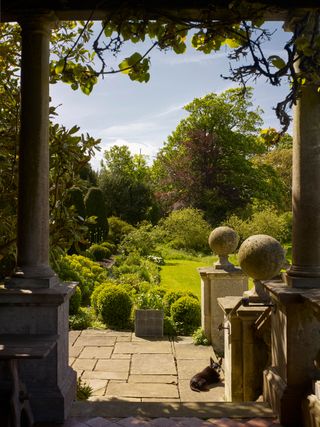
[75,336,116,347]
[106,382,179,399]
[79,346,113,359]
[73,358,97,371]
[95,359,130,372]
[69,331,81,346]
[128,375,177,384]
[82,370,128,381]
[114,341,172,354]
[131,354,176,375]
[174,344,214,360]
[178,380,225,402]
[70,346,84,358]
[86,417,119,427]
[176,359,214,380]
[84,379,108,396]
[111,353,131,359]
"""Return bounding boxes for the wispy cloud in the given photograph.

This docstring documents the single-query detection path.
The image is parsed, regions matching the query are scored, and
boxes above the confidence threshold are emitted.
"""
[163,51,226,65]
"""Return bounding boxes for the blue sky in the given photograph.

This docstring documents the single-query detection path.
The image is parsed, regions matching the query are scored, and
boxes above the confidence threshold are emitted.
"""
[50,22,291,170]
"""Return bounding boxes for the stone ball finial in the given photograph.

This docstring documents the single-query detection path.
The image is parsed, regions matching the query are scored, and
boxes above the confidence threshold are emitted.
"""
[238,234,285,281]
[208,226,239,270]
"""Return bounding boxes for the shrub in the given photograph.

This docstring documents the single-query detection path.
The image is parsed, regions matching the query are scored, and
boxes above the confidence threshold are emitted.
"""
[157,208,211,253]
[163,316,177,336]
[69,286,82,315]
[69,307,94,330]
[96,284,133,329]
[56,254,108,305]
[163,290,199,316]
[101,241,116,253]
[120,223,156,256]
[134,286,166,310]
[170,296,201,335]
[226,207,292,244]
[107,216,135,245]
[192,328,210,345]
[112,252,160,285]
[87,244,111,261]
[85,187,109,243]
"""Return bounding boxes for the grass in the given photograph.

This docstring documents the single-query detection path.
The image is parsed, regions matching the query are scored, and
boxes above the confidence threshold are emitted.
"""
[159,251,250,298]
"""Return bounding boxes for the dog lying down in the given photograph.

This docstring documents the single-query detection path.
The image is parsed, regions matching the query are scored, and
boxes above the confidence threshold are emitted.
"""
[190,357,223,392]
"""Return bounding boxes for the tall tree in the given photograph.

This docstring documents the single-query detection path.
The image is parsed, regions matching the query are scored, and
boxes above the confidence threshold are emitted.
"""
[98,146,159,224]
[153,88,284,225]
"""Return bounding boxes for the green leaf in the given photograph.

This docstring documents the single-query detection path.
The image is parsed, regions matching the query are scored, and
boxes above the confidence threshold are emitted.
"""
[269,55,286,69]
[55,61,65,74]
[118,52,142,74]
[224,38,242,48]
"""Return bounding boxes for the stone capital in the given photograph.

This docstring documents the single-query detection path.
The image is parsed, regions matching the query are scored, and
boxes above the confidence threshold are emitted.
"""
[18,10,58,33]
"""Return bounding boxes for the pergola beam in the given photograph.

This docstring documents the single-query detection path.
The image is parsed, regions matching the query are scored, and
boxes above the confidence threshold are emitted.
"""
[1,0,320,22]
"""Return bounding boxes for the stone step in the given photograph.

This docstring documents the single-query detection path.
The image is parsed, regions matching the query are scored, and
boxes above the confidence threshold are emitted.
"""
[71,401,275,420]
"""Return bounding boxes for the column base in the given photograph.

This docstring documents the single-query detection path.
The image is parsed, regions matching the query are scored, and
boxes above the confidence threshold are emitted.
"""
[0,281,76,423]
[264,367,306,427]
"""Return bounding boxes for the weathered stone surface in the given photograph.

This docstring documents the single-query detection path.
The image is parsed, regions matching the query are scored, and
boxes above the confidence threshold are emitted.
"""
[208,227,239,256]
[238,235,285,281]
[114,341,172,354]
[128,375,177,384]
[174,343,213,360]
[79,346,113,359]
[73,358,97,371]
[178,380,225,402]
[111,353,131,359]
[131,354,176,375]
[176,359,212,380]
[86,417,119,427]
[75,336,116,347]
[70,346,84,358]
[83,379,108,396]
[95,359,130,372]
[69,331,81,346]
[106,382,179,399]
[82,370,128,380]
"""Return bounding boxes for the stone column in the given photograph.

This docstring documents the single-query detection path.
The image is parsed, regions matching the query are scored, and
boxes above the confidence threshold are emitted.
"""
[0,13,76,423]
[286,19,320,288]
[11,12,57,287]
[198,267,248,355]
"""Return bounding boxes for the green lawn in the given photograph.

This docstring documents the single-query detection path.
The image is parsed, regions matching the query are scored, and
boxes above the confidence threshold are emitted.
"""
[160,255,214,299]
[159,253,245,298]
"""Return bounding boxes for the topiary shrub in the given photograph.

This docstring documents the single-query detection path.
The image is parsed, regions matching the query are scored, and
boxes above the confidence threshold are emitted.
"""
[163,290,199,316]
[170,296,201,335]
[69,286,82,315]
[107,216,135,245]
[96,285,133,329]
[87,244,111,261]
[56,254,108,305]
[85,187,109,243]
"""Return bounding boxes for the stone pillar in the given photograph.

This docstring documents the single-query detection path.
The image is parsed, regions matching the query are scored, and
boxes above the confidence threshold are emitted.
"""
[0,12,76,423]
[198,267,248,355]
[219,296,269,402]
[263,282,320,426]
[12,12,56,287]
[286,80,320,288]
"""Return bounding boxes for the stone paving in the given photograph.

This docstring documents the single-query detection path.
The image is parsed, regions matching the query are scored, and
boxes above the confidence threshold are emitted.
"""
[56,330,283,427]
[69,330,224,402]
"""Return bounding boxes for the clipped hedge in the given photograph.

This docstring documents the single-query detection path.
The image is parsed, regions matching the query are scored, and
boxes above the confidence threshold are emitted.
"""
[93,284,133,329]
[170,296,201,335]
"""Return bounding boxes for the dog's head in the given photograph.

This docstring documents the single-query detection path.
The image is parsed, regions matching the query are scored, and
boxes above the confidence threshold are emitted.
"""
[210,357,222,372]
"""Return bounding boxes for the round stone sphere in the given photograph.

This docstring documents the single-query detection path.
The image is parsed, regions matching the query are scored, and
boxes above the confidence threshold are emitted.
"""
[238,234,285,280]
[208,226,239,255]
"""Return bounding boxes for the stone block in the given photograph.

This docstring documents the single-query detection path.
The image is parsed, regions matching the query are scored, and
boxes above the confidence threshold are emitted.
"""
[114,341,172,354]
[94,359,130,372]
[135,309,164,337]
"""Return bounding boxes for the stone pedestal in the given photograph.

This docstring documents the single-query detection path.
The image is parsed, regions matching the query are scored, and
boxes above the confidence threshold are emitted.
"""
[219,296,269,402]
[198,267,248,355]
[135,309,164,337]
[263,280,320,426]
[0,282,76,423]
